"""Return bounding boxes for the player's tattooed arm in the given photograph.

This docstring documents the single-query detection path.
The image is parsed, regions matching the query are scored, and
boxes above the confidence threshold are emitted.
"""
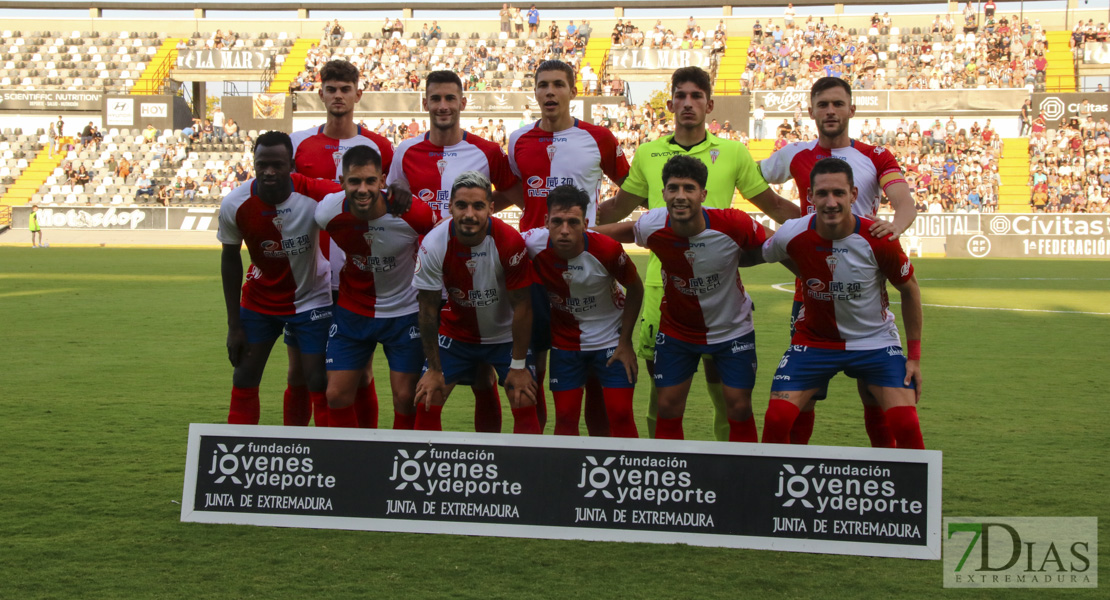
[504,286,537,407]
[220,243,248,366]
[414,289,446,408]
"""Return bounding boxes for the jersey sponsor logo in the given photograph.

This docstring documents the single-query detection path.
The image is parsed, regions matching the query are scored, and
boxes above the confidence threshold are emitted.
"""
[261,239,286,258]
[807,281,862,302]
[773,374,791,381]
[351,254,397,272]
[427,151,459,158]
[806,278,826,292]
[509,249,527,267]
[547,291,564,305]
[448,287,500,307]
[670,273,721,295]
[539,137,568,143]
[650,151,680,158]
[309,309,332,322]
[418,189,436,202]
[526,175,544,189]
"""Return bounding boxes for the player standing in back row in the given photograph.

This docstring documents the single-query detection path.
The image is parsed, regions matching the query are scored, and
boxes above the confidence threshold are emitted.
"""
[388,70,521,433]
[289,59,397,429]
[597,66,798,441]
[759,77,917,447]
[760,158,925,449]
[506,59,630,436]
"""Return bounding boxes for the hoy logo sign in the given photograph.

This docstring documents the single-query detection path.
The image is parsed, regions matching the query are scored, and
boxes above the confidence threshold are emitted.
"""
[944,517,1097,588]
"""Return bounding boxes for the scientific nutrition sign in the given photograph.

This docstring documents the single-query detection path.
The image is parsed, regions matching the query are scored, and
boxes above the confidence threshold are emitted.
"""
[181,425,942,559]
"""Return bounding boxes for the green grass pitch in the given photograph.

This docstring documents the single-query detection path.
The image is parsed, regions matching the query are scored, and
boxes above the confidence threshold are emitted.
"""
[1,247,1107,598]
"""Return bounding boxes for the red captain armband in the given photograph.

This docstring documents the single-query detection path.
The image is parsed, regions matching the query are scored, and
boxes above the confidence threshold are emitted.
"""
[907,340,921,361]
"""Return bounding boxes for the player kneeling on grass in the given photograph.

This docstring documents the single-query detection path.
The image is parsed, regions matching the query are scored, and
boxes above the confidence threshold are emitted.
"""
[218,131,339,425]
[412,171,541,433]
[523,184,643,437]
[315,146,437,428]
[759,158,925,449]
[594,155,769,441]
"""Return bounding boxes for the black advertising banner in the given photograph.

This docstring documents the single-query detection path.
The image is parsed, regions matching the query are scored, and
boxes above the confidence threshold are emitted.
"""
[944,214,1110,258]
[1031,92,1110,122]
[182,425,942,559]
[608,48,714,70]
[0,89,103,112]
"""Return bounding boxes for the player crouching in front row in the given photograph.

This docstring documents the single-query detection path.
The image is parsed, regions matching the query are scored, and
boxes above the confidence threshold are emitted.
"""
[759,158,925,449]
[524,185,644,437]
[595,155,770,441]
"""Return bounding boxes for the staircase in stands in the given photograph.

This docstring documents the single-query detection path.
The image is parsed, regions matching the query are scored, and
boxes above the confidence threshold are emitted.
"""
[1043,30,1076,93]
[578,37,611,93]
[268,38,316,93]
[998,138,1031,213]
[132,38,184,95]
[712,36,749,96]
[2,148,63,207]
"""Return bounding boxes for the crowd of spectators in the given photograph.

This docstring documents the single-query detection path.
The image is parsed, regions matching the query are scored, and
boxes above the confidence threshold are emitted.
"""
[1028,110,1110,213]
[610,17,728,56]
[742,6,1050,93]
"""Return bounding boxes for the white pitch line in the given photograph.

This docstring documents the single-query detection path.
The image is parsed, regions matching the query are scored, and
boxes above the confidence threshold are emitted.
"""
[768,283,1110,316]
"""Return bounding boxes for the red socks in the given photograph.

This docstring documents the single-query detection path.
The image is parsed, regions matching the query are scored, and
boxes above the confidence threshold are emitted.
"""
[511,405,542,434]
[282,385,311,426]
[728,416,758,443]
[414,404,444,431]
[473,387,502,433]
[655,416,684,440]
[228,386,260,424]
[583,376,611,436]
[863,404,896,448]
[393,411,416,430]
[310,391,329,427]
[552,389,583,435]
[883,405,925,449]
[603,387,638,438]
[354,382,379,428]
[328,405,359,428]
[762,399,800,444]
[790,410,815,445]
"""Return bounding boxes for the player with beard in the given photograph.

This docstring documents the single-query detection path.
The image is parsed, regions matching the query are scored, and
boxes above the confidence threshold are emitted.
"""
[759,77,916,447]
[412,171,540,433]
[288,59,401,429]
[388,70,520,433]
[595,156,769,441]
[505,60,630,436]
[597,66,797,441]
[218,132,338,425]
[760,158,924,449]
[315,146,437,427]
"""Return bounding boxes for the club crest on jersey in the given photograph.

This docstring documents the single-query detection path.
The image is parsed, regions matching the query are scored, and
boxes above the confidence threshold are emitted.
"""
[466,258,477,274]
[272,215,284,234]
[684,249,696,265]
[561,270,574,284]
[546,144,557,162]
[363,232,374,247]
[710,149,720,164]
[825,255,838,276]
[436,159,448,175]
[332,150,344,177]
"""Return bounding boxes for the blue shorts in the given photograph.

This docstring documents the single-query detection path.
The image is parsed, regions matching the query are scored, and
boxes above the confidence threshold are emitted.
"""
[530,283,552,353]
[284,292,338,349]
[770,345,913,392]
[326,306,423,373]
[430,336,533,386]
[791,299,829,401]
[652,332,758,390]
[240,306,331,355]
[548,346,636,392]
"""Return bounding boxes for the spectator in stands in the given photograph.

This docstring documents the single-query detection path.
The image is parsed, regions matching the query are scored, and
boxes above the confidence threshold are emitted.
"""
[202,119,215,143]
[75,166,91,187]
[234,164,249,183]
[56,116,64,140]
[115,156,131,180]
[47,123,56,157]
[158,184,173,206]
[183,176,197,201]
[224,119,239,140]
[330,20,345,47]
[578,20,592,40]
[140,124,157,145]
[80,122,94,147]
[514,7,525,37]
[784,3,796,29]
[500,4,512,34]
[135,174,155,199]
[528,5,539,35]
[212,106,226,142]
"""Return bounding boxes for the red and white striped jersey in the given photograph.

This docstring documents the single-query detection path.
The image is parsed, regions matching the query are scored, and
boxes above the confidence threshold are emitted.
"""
[387,132,518,221]
[507,119,629,232]
[633,207,767,345]
[292,124,395,290]
[759,138,905,216]
[762,215,914,350]
[315,192,437,318]
[291,124,395,182]
[413,217,532,344]
[523,229,638,351]
[217,178,331,316]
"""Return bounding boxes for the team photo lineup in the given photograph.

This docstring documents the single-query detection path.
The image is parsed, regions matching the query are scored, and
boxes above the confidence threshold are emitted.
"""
[219,59,924,449]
